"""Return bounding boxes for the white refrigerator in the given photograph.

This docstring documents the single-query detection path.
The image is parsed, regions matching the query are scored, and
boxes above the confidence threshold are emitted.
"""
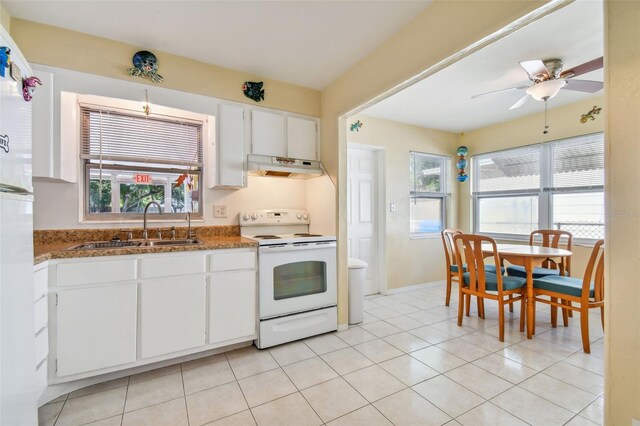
[0,26,38,425]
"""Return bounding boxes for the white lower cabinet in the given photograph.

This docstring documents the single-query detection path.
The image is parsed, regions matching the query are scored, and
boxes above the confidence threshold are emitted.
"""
[140,275,206,358]
[50,248,256,382]
[209,270,256,344]
[56,283,137,377]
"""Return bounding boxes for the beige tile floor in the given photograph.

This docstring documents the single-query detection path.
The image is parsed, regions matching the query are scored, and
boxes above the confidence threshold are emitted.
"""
[39,283,605,426]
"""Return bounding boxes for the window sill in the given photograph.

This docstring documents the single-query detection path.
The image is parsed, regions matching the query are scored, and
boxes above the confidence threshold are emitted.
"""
[410,233,440,240]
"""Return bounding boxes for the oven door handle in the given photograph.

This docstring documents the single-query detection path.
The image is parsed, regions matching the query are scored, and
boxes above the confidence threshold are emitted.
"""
[259,242,337,253]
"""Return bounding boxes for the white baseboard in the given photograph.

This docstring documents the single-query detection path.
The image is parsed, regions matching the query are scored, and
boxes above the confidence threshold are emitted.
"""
[384,280,446,295]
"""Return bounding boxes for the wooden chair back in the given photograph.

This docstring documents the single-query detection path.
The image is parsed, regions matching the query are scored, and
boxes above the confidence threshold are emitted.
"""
[441,228,463,272]
[530,229,573,275]
[453,234,506,296]
[583,239,605,303]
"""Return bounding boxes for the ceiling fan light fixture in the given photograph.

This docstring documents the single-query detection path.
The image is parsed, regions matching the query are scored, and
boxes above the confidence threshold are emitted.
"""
[526,79,567,101]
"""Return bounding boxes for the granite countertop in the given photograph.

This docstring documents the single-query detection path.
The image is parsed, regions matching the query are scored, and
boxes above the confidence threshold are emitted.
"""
[33,226,257,265]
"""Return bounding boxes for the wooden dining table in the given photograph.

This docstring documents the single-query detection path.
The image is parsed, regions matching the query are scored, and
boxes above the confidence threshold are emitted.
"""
[482,243,573,339]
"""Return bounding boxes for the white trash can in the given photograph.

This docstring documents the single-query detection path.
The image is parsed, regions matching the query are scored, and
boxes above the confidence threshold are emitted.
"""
[348,257,368,325]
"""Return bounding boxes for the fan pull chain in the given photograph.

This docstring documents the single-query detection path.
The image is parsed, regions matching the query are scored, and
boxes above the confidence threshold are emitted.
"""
[543,99,549,135]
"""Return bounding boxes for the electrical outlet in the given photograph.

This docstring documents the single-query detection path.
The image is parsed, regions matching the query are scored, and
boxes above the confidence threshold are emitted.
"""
[213,205,227,218]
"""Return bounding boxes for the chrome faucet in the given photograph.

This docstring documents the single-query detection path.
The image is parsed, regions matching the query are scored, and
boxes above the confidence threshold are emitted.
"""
[142,201,163,239]
[186,212,194,239]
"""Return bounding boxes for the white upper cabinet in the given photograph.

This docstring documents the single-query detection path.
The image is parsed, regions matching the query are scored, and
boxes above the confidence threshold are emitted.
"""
[287,116,318,161]
[250,109,319,161]
[210,104,247,188]
[31,72,77,183]
[251,110,286,157]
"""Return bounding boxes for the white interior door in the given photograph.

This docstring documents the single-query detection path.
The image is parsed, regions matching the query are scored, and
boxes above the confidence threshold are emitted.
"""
[347,146,379,295]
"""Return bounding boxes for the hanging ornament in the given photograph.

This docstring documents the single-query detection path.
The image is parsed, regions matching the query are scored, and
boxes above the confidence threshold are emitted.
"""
[456,146,469,183]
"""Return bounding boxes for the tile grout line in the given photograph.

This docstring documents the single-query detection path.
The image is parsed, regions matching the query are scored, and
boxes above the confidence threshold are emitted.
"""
[178,364,191,426]
[51,393,70,426]
[224,351,260,426]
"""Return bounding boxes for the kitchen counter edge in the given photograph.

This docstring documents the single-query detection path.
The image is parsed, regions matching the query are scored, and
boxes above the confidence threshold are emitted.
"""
[33,236,258,265]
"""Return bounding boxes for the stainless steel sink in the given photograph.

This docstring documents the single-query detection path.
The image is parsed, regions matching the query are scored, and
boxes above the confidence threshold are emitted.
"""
[67,239,203,250]
[67,241,144,250]
[142,239,203,247]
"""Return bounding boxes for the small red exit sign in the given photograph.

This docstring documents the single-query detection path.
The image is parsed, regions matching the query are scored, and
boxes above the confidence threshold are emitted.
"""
[133,174,152,184]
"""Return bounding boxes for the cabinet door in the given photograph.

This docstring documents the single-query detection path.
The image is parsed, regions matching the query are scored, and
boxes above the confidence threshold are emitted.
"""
[287,116,318,160]
[32,71,54,179]
[57,283,137,377]
[251,110,286,157]
[140,275,206,358]
[209,270,256,345]
[216,104,246,187]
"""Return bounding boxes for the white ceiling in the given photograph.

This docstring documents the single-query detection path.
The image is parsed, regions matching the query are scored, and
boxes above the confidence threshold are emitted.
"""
[3,0,431,90]
[361,0,604,133]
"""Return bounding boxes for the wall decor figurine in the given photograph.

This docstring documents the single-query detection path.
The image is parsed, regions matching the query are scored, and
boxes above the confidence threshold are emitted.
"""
[128,51,164,83]
[580,105,602,123]
[0,47,11,77]
[243,81,264,102]
[350,120,363,132]
[22,76,42,102]
[456,145,469,183]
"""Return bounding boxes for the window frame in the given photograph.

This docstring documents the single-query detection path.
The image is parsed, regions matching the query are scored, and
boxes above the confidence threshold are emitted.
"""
[472,132,604,244]
[74,93,209,223]
[409,151,450,239]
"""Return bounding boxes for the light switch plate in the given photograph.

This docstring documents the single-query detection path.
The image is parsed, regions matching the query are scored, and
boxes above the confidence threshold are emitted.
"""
[213,205,227,218]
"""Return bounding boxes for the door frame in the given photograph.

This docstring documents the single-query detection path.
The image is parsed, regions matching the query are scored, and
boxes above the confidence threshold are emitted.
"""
[347,143,387,295]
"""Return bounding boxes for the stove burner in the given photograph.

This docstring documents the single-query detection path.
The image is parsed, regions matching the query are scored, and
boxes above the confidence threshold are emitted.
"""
[253,235,281,240]
[294,233,322,237]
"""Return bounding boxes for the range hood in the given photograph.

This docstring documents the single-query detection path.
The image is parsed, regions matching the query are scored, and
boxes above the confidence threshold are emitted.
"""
[247,154,323,179]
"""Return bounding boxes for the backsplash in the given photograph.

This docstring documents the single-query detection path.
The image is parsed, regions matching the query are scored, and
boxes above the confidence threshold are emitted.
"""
[34,225,240,245]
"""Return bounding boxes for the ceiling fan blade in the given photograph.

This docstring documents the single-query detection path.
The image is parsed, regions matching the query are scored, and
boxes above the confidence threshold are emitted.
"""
[509,94,530,110]
[563,79,603,93]
[519,60,549,81]
[560,57,603,79]
[471,85,528,99]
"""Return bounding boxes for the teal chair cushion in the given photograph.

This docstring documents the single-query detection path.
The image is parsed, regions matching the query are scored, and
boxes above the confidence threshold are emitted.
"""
[463,272,526,291]
[484,264,505,274]
[450,264,467,273]
[507,265,561,279]
[533,275,594,298]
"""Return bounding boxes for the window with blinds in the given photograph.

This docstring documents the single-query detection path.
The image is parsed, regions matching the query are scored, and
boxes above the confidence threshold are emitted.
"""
[410,152,449,237]
[472,133,604,241]
[80,103,205,221]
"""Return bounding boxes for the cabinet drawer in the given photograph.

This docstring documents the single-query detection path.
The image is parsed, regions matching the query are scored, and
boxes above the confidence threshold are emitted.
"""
[140,254,206,279]
[35,327,48,366]
[34,296,48,335]
[57,259,137,287]
[210,251,256,272]
[34,267,48,301]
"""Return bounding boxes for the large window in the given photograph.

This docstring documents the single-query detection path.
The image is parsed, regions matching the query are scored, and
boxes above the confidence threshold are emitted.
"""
[80,96,205,221]
[410,152,449,237]
[473,133,604,241]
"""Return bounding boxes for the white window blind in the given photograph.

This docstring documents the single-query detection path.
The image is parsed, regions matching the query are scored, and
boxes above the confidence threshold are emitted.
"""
[80,106,203,167]
[550,133,604,189]
[474,145,541,193]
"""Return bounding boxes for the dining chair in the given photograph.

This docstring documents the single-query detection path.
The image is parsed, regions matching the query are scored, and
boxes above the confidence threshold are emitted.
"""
[507,229,574,325]
[453,234,526,342]
[441,228,464,307]
[532,240,604,353]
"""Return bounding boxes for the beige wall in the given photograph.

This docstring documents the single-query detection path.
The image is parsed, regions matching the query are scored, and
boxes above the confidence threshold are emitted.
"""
[9,19,320,117]
[321,0,546,325]
[459,96,605,278]
[604,0,640,423]
[349,115,459,289]
[0,4,10,32]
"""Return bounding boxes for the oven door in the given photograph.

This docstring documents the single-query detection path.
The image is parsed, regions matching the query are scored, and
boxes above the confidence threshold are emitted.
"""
[259,242,337,319]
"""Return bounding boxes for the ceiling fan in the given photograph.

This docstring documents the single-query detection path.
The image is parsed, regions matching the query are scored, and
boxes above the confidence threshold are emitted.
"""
[472,57,603,110]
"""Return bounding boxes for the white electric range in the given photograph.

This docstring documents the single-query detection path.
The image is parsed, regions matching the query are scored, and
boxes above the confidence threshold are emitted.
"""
[240,209,337,348]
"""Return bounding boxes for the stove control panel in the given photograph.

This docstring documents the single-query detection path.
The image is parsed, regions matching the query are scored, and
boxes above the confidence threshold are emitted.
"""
[240,209,310,226]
